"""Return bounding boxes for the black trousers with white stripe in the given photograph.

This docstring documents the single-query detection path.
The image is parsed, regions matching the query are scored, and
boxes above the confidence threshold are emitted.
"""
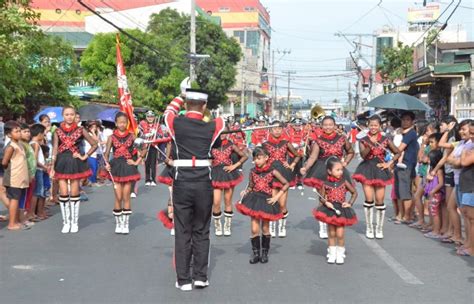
[173,180,213,285]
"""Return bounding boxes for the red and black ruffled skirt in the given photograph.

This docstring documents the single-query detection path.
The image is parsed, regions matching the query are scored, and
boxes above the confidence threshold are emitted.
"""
[157,165,174,186]
[54,151,92,180]
[211,164,243,189]
[272,160,296,189]
[157,209,173,230]
[235,192,283,221]
[303,158,352,189]
[313,202,358,227]
[352,158,392,187]
[109,158,141,183]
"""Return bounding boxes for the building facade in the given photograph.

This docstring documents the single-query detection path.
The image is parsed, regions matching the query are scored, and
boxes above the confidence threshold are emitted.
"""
[197,0,271,117]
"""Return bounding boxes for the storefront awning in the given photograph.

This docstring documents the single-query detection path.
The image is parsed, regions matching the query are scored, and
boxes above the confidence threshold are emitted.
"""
[434,63,471,74]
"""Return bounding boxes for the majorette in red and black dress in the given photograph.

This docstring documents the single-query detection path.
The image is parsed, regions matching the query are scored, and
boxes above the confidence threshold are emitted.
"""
[313,176,358,227]
[262,134,298,188]
[211,139,243,189]
[353,133,393,187]
[287,124,306,184]
[54,122,92,180]
[303,132,353,189]
[108,130,141,183]
[235,164,284,221]
[157,139,174,186]
[251,128,268,146]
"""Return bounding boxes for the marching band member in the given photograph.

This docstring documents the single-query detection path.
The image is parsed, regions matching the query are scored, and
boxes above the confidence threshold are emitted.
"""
[164,89,225,291]
[251,116,268,147]
[212,133,248,236]
[236,147,289,264]
[301,116,354,239]
[139,110,160,186]
[263,121,300,237]
[287,118,306,190]
[353,115,400,239]
[313,157,358,264]
[157,140,176,236]
[51,106,97,234]
[104,112,143,234]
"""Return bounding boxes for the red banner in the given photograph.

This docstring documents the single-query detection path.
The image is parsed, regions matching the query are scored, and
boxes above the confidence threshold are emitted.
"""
[116,34,138,135]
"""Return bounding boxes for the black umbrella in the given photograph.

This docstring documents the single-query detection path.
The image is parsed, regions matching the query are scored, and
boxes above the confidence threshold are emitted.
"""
[78,104,108,121]
[366,93,431,111]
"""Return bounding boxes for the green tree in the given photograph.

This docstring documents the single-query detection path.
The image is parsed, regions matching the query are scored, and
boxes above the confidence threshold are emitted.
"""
[377,42,414,83]
[0,0,79,116]
[80,8,242,111]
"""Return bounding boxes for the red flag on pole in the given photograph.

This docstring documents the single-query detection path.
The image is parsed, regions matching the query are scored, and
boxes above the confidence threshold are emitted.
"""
[116,34,138,135]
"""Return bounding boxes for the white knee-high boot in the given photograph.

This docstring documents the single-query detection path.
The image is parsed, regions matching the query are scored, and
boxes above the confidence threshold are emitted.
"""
[223,211,233,236]
[375,204,386,239]
[122,209,132,234]
[70,196,80,233]
[364,201,375,239]
[59,196,71,234]
[213,212,223,236]
[319,221,328,239]
[113,209,123,234]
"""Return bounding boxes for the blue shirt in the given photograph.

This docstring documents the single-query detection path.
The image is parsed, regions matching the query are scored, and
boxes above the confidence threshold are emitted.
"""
[402,129,419,169]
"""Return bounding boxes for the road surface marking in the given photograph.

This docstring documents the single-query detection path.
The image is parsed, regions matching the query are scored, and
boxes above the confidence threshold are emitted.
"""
[359,235,424,285]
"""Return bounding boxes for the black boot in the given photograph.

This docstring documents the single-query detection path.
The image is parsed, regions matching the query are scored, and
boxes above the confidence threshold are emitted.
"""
[249,236,261,264]
[260,235,271,263]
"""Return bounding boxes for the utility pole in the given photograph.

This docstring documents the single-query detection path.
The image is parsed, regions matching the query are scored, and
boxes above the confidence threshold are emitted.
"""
[240,62,245,117]
[348,82,352,120]
[335,31,378,112]
[283,70,296,121]
[190,0,196,82]
[356,35,363,114]
[271,49,275,118]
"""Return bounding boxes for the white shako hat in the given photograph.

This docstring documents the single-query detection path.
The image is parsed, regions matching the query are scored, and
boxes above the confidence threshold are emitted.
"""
[185,88,208,103]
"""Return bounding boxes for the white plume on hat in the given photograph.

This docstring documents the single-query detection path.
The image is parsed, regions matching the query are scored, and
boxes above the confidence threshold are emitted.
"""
[180,77,191,94]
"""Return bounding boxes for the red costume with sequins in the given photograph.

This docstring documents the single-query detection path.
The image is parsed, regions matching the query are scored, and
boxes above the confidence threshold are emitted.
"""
[312,176,358,226]
[109,130,141,183]
[54,123,92,180]
[211,139,243,189]
[352,134,393,187]
[235,164,283,221]
[287,125,306,184]
[303,132,352,189]
[262,135,296,188]
[251,129,268,146]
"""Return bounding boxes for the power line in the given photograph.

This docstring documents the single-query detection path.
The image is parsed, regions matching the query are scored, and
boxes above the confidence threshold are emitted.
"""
[341,0,382,32]
[77,0,160,55]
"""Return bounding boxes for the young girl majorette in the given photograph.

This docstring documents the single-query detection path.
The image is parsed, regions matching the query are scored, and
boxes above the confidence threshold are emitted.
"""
[51,106,97,234]
[313,157,358,264]
[301,116,354,239]
[212,133,248,236]
[236,147,289,264]
[104,112,143,234]
[262,121,300,238]
[352,115,400,239]
[157,140,176,236]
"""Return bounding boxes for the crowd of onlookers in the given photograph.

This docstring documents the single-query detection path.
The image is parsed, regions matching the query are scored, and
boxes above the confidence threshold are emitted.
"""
[2,112,473,257]
[350,114,474,257]
[0,114,115,231]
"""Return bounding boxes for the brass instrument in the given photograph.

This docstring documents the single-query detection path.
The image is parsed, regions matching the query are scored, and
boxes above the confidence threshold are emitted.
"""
[310,105,325,120]
[202,109,212,122]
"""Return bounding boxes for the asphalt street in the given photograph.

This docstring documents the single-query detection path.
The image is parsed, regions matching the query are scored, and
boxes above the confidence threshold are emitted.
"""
[1,162,473,304]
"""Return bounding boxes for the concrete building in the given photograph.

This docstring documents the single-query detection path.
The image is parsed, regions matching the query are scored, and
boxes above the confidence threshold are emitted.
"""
[197,0,271,117]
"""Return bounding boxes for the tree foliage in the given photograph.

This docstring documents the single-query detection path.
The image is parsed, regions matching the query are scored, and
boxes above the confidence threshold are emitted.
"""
[377,42,414,83]
[80,8,242,111]
[0,0,79,116]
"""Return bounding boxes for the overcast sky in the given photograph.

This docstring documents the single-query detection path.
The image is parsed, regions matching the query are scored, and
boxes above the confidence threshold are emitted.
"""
[260,0,474,103]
